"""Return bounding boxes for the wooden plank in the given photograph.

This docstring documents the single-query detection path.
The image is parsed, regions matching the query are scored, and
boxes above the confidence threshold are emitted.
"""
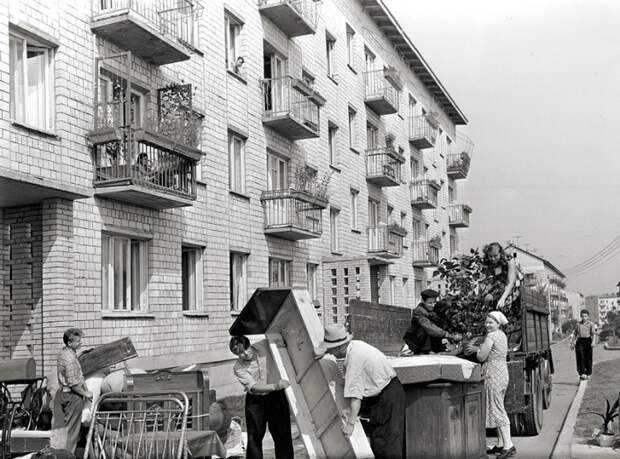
[78,337,137,376]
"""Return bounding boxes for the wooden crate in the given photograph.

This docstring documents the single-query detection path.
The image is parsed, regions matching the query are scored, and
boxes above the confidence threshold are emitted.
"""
[78,337,137,376]
[403,380,486,459]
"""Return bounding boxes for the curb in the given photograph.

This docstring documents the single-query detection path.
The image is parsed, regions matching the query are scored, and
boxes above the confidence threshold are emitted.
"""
[550,379,587,459]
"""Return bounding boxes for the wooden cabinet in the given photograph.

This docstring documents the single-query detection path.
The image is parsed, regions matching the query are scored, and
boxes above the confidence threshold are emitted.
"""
[404,381,486,459]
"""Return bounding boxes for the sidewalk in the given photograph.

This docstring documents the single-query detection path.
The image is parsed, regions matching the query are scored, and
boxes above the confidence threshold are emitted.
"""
[552,379,620,459]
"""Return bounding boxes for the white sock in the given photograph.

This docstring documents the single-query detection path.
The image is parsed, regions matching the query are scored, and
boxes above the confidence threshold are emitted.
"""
[500,424,514,449]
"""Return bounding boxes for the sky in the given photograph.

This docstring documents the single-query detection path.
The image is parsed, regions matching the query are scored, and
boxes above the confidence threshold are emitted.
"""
[384,0,620,296]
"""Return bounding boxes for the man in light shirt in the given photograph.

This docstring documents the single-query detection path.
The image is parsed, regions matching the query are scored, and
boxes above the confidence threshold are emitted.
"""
[570,309,597,380]
[230,335,293,459]
[320,323,404,459]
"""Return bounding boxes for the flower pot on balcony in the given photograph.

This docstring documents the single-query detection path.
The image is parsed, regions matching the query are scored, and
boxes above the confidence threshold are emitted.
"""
[597,432,616,448]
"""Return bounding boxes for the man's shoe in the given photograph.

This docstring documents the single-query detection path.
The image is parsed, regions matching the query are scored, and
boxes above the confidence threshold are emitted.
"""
[486,445,503,454]
[579,374,587,380]
[497,446,517,458]
[586,375,591,380]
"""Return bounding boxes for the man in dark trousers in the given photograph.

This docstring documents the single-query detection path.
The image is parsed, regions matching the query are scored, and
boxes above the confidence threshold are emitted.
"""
[320,323,404,459]
[230,335,293,459]
[53,328,92,454]
[570,309,597,380]
[403,289,462,354]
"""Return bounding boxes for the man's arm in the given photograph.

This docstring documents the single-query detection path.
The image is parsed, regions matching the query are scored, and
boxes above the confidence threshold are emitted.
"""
[342,398,362,437]
[416,314,449,338]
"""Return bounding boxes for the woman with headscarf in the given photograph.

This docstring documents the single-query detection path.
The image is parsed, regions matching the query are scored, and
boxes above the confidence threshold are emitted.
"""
[466,311,516,458]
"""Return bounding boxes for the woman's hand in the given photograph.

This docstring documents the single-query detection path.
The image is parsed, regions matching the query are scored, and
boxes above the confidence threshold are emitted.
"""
[496,296,507,308]
[464,344,478,355]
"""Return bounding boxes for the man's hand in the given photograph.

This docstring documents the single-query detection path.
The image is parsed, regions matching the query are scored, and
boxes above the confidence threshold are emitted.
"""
[342,420,355,437]
[448,333,463,342]
[85,390,93,401]
[277,380,290,390]
[464,344,478,355]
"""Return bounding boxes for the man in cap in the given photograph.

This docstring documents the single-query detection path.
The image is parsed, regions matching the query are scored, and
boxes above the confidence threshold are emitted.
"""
[320,323,404,459]
[403,289,462,354]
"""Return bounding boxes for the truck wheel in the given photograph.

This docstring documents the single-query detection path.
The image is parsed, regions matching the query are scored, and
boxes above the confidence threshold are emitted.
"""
[522,368,543,435]
[541,358,552,409]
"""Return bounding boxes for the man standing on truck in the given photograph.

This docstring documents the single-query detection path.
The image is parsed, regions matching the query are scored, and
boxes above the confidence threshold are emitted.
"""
[570,309,597,380]
[403,289,463,354]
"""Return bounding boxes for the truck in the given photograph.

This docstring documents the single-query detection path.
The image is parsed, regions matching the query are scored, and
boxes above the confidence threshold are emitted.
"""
[504,286,554,435]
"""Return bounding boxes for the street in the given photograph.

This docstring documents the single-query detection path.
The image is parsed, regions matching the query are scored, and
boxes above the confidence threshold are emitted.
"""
[503,340,617,459]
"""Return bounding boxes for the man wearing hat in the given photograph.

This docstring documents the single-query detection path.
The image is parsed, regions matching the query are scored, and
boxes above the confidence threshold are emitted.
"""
[403,289,463,354]
[320,324,404,459]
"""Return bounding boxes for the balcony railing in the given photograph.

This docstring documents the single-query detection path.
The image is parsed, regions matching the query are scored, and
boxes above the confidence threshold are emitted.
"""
[366,147,404,187]
[261,189,325,240]
[262,76,322,140]
[364,69,399,115]
[367,226,404,259]
[412,239,440,267]
[409,115,437,149]
[258,0,318,37]
[448,204,472,228]
[91,0,201,65]
[448,133,474,179]
[410,179,440,209]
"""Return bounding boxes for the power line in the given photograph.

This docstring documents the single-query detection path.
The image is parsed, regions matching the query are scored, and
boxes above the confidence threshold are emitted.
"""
[564,235,620,275]
[564,236,620,272]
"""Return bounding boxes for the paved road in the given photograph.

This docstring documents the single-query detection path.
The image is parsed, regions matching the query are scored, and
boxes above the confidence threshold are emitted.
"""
[493,340,617,459]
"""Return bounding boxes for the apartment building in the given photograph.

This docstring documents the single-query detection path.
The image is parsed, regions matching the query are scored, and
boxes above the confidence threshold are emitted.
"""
[597,294,619,325]
[0,0,472,394]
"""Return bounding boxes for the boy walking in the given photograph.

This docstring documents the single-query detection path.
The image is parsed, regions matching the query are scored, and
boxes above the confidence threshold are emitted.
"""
[570,309,596,380]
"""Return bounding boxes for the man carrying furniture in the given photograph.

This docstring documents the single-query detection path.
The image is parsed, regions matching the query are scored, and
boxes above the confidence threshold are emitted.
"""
[53,328,92,454]
[403,288,463,354]
[320,323,405,459]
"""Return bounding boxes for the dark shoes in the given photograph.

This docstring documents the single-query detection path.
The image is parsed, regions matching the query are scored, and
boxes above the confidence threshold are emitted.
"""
[486,445,503,454]
[497,446,517,458]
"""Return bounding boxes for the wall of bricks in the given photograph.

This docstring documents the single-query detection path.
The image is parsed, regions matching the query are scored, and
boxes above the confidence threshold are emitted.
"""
[0,0,471,396]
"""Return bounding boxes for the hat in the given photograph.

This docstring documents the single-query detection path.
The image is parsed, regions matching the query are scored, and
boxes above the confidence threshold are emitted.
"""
[421,289,439,300]
[488,311,508,326]
[319,324,352,349]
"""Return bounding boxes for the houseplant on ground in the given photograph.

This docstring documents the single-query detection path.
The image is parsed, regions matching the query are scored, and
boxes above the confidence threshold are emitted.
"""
[586,396,618,447]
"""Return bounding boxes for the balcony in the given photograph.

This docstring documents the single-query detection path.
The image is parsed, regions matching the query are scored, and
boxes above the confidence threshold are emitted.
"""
[258,0,318,37]
[90,0,201,66]
[410,179,440,209]
[366,147,404,187]
[262,76,324,140]
[367,225,406,259]
[87,57,202,209]
[447,133,474,179]
[448,204,472,228]
[364,69,399,115]
[261,189,327,240]
[409,115,438,149]
[412,239,441,268]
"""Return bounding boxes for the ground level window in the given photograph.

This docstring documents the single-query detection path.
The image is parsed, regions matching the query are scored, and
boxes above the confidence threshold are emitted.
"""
[269,257,290,288]
[102,234,148,311]
[182,246,203,311]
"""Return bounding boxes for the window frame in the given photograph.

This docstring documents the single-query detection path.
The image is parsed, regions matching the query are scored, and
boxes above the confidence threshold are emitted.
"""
[330,208,340,253]
[328,123,338,166]
[9,30,55,132]
[346,25,355,69]
[228,131,246,193]
[350,188,359,231]
[224,12,243,72]
[306,263,319,302]
[348,106,357,150]
[101,233,149,312]
[326,32,336,79]
[230,252,248,312]
[269,257,291,288]
[182,245,204,312]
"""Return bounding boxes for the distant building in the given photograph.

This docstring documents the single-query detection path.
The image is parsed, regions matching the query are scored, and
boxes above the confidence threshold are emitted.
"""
[506,245,568,333]
[585,295,601,324]
[566,290,585,320]
[597,293,620,325]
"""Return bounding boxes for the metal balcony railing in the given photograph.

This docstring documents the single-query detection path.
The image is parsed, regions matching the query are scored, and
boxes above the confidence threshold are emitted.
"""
[366,147,403,185]
[261,189,324,238]
[364,69,399,114]
[92,0,201,48]
[412,239,440,266]
[367,226,404,257]
[262,76,320,135]
[258,0,318,36]
[409,115,437,148]
[448,204,472,227]
[410,179,440,208]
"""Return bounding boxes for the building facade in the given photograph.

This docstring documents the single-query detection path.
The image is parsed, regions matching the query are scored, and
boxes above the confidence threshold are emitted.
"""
[565,290,584,320]
[597,294,619,325]
[0,0,472,394]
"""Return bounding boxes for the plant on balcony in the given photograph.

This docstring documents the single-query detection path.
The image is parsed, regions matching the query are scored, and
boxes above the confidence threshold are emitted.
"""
[292,166,332,206]
[387,222,407,237]
[429,235,442,249]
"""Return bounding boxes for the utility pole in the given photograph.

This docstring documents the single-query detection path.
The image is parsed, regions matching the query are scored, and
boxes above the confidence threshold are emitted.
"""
[512,235,523,247]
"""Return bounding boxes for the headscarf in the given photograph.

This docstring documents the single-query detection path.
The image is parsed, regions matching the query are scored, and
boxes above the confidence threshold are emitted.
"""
[488,311,508,326]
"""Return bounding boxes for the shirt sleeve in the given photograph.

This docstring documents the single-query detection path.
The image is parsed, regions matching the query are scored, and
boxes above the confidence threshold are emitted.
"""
[234,364,257,393]
[417,314,448,338]
[343,354,364,400]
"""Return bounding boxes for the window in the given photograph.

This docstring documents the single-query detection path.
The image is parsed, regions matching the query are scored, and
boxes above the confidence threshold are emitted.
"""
[228,132,245,193]
[448,185,455,203]
[102,234,148,311]
[366,123,378,150]
[415,279,423,301]
[389,275,396,305]
[400,212,407,229]
[447,136,453,156]
[269,258,290,287]
[230,252,248,311]
[408,95,417,117]
[267,152,288,190]
[412,218,423,240]
[350,189,359,230]
[302,69,315,88]
[410,157,419,180]
[326,32,336,79]
[10,32,55,131]
[306,263,319,303]
[224,13,242,72]
[364,47,376,72]
[182,246,203,311]
[346,25,355,68]
[387,205,394,224]
[403,277,411,307]
[348,106,357,149]
[368,199,379,227]
[328,123,338,166]
[330,208,340,253]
